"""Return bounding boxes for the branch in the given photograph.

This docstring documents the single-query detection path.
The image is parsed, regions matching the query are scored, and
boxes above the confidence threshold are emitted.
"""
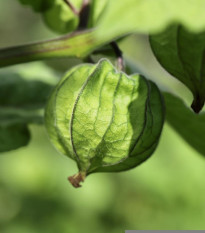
[0,30,102,68]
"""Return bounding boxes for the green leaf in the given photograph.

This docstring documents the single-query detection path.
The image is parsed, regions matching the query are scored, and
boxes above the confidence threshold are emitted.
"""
[164,92,205,156]
[0,121,30,152]
[87,0,109,28]
[95,0,205,41]
[18,0,55,12]
[42,0,80,34]
[45,59,164,186]
[18,0,82,33]
[38,0,108,34]
[0,109,43,152]
[0,109,43,125]
[0,108,40,153]
[0,72,53,152]
[150,24,205,113]
[18,0,109,34]
[0,73,53,110]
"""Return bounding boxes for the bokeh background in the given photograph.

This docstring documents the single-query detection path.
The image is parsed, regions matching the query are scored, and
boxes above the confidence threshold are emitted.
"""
[1,1,205,232]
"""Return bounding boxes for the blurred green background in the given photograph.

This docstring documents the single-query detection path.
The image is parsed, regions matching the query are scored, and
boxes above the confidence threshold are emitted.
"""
[1,1,205,232]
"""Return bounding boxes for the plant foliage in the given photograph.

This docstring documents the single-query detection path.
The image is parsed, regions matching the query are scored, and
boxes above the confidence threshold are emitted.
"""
[1,0,205,186]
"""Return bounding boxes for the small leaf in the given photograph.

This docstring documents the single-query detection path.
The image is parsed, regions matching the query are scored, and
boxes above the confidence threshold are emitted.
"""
[42,0,79,34]
[150,25,205,113]
[18,0,109,34]
[42,0,108,34]
[18,0,82,34]
[164,92,205,156]
[45,59,165,187]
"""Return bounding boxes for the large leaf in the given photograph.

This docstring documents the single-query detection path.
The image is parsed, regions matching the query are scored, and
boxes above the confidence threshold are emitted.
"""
[95,0,205,41]
[21,0,205,38]
[164,92,205,156]
[150,25,205,113]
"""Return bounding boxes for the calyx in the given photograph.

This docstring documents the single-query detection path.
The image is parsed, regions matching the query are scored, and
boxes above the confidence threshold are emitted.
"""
[45,59,164,187]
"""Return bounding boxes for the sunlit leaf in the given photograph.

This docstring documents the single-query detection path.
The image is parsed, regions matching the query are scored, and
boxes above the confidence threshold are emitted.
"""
[87,0,108,28]
[96,0,205,41]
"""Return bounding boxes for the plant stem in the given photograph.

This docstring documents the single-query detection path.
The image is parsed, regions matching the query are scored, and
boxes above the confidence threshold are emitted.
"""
[63,0,79,15]
[63,0,91,29]
[191,93,204,113]
[78,0,91,29]
[0,30,102,68]
[110,41,124,71]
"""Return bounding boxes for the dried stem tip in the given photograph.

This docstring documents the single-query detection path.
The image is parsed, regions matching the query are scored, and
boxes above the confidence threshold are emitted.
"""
[68,172,86,188]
